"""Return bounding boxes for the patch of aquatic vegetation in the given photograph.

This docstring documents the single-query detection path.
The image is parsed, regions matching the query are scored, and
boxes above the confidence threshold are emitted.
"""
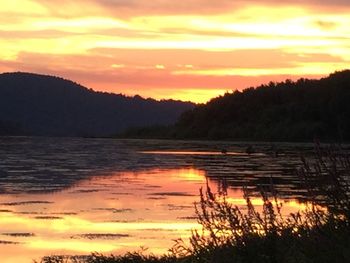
[0,240,21,245]
[92,208,133,213]
[1,201,53,206]
[146,197,167,200]
[70,234,130,240]
[177,216,197,220]
[50,212,78,216]
[69,189,102,194]
[34,216,63,220]
[0,209,12,213]
[161,204,193,211]
[2,233,35,237]
[148,192,195,197]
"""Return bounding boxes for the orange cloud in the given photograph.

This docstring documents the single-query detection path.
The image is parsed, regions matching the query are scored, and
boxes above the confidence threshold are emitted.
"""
[1,0,349,102]
[0,49,327,102]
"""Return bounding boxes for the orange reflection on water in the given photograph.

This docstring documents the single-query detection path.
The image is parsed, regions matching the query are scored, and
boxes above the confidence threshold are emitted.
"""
[0,168,206,263]
[0,168,306,263]
[225,196,307,211]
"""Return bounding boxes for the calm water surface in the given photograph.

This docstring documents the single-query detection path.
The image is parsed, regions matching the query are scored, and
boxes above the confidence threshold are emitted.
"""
[0,137,321,262]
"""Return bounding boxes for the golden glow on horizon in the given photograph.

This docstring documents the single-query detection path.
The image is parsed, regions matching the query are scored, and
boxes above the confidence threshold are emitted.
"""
[138,88,229,103]
[173,62,350,77]
[0,1,350,102]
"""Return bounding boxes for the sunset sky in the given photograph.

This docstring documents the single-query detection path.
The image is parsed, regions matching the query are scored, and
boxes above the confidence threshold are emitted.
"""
[1,1,349,102]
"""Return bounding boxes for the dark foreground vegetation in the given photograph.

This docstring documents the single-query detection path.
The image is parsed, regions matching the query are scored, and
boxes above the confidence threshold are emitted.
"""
[0,72,193,137]
[39,145,350,263]
[121,70,350,141]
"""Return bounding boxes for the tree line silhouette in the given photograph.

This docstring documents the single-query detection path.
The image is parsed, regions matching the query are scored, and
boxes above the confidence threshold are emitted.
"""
[122,70,350,142]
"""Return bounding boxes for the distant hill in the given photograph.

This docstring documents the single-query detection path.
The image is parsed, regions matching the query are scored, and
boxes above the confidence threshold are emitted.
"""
[0,72,194,137]
[175,70,350,141]
[122,70,350,142]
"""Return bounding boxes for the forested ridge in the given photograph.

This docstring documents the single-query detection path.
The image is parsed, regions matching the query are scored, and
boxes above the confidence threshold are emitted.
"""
[177,70,350,141]
[0,72,194,137]
[122,70,350,141]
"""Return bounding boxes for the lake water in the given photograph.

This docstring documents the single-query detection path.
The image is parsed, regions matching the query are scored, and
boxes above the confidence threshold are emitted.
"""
[0,137,320,262]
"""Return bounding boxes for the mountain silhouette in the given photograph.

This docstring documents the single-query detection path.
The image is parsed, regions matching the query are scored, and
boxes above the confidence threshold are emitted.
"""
[0,72,194,137]
[122,70,350,142]
[173,70,350,141]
